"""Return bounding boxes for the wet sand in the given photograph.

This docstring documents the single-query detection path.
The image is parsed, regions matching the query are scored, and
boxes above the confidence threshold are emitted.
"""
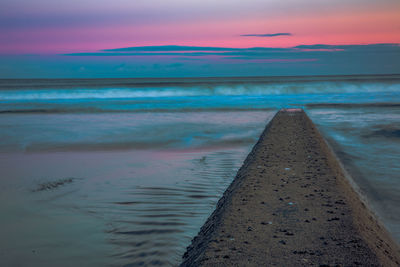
[181,109,400,266]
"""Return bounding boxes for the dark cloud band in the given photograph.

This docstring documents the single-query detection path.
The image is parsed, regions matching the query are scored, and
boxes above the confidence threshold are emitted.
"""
[240,33,292,37]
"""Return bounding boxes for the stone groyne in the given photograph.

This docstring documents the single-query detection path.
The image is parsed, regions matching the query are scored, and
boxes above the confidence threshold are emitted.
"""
[181,109,400,266]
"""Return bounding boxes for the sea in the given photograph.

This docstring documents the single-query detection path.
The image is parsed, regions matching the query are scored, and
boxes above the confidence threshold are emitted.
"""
[0,75,399,266]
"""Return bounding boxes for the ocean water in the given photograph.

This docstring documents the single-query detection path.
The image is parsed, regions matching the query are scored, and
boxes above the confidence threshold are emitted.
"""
[0,75,399,266]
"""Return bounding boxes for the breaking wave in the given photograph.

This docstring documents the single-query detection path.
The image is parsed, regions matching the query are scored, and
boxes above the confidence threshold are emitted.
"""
[1,75,400,101]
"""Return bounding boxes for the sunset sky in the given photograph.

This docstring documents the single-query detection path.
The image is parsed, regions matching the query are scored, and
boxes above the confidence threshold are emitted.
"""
[1,0,400,77]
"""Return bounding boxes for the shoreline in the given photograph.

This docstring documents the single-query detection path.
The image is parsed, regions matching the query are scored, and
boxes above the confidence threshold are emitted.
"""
[181,109,400,266]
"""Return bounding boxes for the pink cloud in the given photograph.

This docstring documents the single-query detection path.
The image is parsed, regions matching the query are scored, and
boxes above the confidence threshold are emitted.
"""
[1,2,399,54]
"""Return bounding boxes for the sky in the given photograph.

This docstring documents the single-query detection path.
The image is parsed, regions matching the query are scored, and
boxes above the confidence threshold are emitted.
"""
[1,0,400,78]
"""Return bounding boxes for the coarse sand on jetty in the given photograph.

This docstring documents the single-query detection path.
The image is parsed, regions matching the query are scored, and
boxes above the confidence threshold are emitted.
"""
[181,109,400,266]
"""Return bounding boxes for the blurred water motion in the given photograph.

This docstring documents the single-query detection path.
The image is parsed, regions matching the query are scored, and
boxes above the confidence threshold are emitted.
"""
[0,75,399,266]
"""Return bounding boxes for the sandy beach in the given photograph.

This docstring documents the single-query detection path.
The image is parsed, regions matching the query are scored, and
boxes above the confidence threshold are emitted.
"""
[181,109,400,266]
